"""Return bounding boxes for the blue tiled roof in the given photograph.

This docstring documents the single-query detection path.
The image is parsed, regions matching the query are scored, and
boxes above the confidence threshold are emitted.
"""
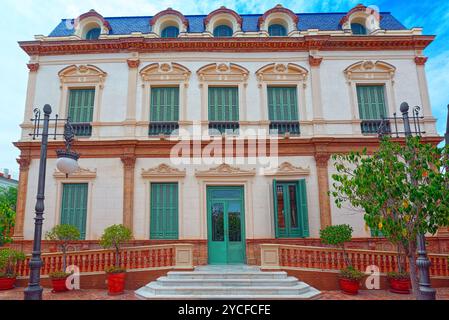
[48,12,406,37]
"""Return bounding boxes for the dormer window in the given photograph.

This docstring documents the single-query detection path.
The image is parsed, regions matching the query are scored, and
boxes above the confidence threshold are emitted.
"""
[86,27,101,40]
[351,23,367,35]
[268,24,287,37]
[161,26,179,38]
[213,25,233,37]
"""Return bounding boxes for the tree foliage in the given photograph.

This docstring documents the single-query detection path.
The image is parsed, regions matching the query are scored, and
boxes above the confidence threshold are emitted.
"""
[0,248,25,278]
[46,224,80,272]
[0,187,17,247]
[330,136,449,298]
[100,225,132,271]
[320,224,354,268]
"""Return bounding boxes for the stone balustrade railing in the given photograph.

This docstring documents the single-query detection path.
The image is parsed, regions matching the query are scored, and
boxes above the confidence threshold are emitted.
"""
[260,244,449,277]
[16,244,194,277]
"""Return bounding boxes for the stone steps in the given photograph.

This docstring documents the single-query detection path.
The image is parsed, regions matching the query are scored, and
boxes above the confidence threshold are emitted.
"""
[135,265,321,300]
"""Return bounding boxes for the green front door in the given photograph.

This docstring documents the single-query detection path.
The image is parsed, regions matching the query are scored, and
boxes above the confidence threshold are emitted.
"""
[207,186,246,264]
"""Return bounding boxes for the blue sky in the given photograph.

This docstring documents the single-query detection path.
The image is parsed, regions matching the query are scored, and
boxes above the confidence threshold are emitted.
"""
[1,0,448,179]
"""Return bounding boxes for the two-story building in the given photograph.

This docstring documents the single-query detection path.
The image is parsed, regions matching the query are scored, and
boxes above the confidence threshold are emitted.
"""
[14,4,440,265]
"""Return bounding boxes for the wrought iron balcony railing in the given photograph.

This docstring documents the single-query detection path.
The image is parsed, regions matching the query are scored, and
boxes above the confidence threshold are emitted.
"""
[148,122,179,136]
[269,121,301,136]
[361,120,390,135]
[209,122,240,136]
[71,123,92,137]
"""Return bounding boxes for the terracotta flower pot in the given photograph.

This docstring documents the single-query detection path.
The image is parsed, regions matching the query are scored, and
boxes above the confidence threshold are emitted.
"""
[51,277,69,293]
[339,278,360,295]
[107,272,126,296]
[0,277,16,291]
[389,278,411,294]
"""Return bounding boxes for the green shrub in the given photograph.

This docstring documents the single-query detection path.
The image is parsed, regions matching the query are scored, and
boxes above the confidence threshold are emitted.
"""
[387,271,410,280]
[0,248,26,278]
[320,224,354,267]
[46,224,80,272]
[340,267,365,281]
[49,271,74,280]
[105,266,127,274]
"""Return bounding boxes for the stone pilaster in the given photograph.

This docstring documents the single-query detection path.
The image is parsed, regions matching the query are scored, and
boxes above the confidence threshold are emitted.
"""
[414,56,433,119]
[121,154,136,232]
[309,55,325,135]
[125,58,140,136]
[24,63,39,124]
[13,157,31,240]
[315,152,332,230]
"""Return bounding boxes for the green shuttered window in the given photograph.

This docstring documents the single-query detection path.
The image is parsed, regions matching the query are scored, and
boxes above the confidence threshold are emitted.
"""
[60,183,88,240]
[150,87,180,122]
[150,183,179,240]
[272,180,309,238]
[356,85,387,120]
[267,87,298,121]
[68,89,95,123]
[208,87,239,121]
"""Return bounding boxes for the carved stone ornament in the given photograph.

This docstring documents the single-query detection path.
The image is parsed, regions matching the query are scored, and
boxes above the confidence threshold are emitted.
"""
[195,163,256,177]
[141,163,186,178]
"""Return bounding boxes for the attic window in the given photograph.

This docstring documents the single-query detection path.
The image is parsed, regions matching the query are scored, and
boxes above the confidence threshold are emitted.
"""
[213,25,233,37]
[351,23,367,35]
[85,28,101,40]
[268,24,287,37]
[161,26,179,38]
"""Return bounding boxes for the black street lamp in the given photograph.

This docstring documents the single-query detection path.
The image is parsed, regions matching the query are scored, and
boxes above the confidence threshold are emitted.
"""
[24,105,80,301]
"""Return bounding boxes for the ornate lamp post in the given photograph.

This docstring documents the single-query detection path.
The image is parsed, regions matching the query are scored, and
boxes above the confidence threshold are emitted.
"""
[24,105,80,301]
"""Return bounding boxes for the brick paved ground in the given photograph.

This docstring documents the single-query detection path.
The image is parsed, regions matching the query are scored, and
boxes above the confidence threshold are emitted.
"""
[1,287,448,300]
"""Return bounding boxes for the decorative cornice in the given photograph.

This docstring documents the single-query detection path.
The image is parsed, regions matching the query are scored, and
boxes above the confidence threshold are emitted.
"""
[263,162,310,176]
[340,4,382,25]
[150,8,189,28]
[195,164,256,177]
[127,59,141,69]
[204,6,243,26]
[308,55,323,67]
[53,167,97,179]
[17,157,31,171]
[27,63,39,72]
[19,36,435,56]
[78,9,111,31]
[258,4,299,27]
[414,56,428,65]
[141,163,186,178]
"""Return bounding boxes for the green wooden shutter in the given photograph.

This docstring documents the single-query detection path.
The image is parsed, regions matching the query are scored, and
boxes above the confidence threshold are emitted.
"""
[267,87,298,121]
[272,179,279,238]
[356,85,387,120]
[208,87,239,121]
[150,183,179,240]
[60,183,88,240]
[68,89,95,123]
[297,179,310,238]
[150,87,180,122]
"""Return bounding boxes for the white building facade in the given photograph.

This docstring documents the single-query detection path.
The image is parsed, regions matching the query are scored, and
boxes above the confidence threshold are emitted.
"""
[14,5,440,265]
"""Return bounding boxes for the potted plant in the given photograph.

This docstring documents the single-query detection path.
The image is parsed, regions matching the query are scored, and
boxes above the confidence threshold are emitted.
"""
[100,224,132,296]
[385,244,411,294]
[320,224,365,295]
[0,248,26,290]
[45,224,80,293]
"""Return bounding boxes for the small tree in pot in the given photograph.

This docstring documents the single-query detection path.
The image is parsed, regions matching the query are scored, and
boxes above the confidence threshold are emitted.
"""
[320,224,364,295]
[0,248,26,290]
[100,224,132,295]
[45,224,80,293]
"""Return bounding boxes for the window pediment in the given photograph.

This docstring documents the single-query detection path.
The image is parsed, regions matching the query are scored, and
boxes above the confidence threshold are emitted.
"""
[256,63,308,83]
[141,164,186,178]
[195,164,256,178]
[344,60,396,81]
[58,64,107,85]
[140,63,191,83]
[197,63,249,83]
[54,167,97,179]
[263,162,310,176]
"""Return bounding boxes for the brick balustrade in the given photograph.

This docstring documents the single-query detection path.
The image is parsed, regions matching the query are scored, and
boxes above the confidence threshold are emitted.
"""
[260,244,449,277]
[15,244,193,278]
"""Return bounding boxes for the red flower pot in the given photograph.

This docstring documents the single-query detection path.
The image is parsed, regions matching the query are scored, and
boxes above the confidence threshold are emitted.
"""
[339,278,360,295]
[389,278,411,294]
[0,277,16,291]
[51,277,69,293]
[107,272,126,296]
